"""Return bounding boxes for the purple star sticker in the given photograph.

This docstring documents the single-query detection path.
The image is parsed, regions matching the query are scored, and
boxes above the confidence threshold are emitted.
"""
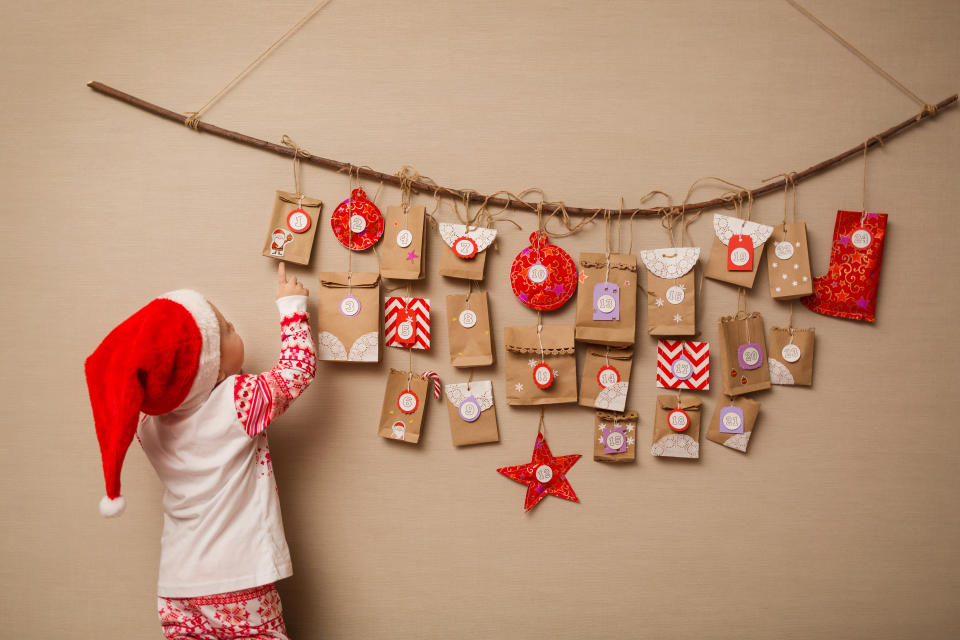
[856,297,869,309]
[406,250,418,261]
[519,293,529,303]
[551,284,566,296]
[840,234,851,246]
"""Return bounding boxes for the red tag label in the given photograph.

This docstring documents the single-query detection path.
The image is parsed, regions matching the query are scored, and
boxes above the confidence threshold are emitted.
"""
[533,363,554,389]
[395,309,415,344]
[727,235,753,271]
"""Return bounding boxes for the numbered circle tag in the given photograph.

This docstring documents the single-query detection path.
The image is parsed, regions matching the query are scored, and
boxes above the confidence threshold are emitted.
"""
[453,236,478,259]
[286,208,312,233]
[349,214,367,233]
[390,421,406,440]
[671,354,693,381]
[397,390,419,414]
[535,464,553,484]
[339,295,361,317]
[458,309,477,329]
[727,235,754,271]
[774,241,794,260]
[606,431,625,451]
[737,342,763,370]
[719,405,745,434]
[458,395,481,423]
[851,228,872,249]
[668,408,690,432]
[781,343,802,363]
[528,262,549,284]
[533,363,554,389]
[597,365,620,388]
[396,229,413,248]
[396,319,416,344]
[592,282,621,321]
[666,285,685,305]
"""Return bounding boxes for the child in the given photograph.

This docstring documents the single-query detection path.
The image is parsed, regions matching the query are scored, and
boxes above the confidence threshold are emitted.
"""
[85,263,315,639]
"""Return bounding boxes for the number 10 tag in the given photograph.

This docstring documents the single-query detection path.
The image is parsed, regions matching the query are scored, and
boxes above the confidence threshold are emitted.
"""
[727,235,753,271]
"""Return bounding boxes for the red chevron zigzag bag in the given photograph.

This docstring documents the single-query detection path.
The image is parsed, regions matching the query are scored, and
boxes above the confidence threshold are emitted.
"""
[384,296,431,350]
[656,340,710,391]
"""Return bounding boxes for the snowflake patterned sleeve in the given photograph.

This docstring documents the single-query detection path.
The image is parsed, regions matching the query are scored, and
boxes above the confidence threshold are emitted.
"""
[234,295,316,437]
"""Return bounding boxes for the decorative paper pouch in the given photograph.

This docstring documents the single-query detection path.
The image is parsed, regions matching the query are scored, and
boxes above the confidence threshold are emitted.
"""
[641,247,699,336]
[704,214,774,288]
[504,325,577,406]
[438,223,497,280]
[316,272,380,362]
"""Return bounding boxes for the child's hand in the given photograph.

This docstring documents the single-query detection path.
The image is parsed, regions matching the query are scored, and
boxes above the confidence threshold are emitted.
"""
[277,262,308,299]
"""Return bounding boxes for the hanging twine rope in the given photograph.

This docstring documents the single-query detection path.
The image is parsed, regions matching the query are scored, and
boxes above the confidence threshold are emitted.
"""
[183,0,335,129]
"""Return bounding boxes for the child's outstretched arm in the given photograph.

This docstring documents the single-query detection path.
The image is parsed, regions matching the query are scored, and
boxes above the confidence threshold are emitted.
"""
[234,263,316,437]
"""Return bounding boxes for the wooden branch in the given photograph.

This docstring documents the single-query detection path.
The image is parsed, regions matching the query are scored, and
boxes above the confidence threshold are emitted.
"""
[87,81,956,217]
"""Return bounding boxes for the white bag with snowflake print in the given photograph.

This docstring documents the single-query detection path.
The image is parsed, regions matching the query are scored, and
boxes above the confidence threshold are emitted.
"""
[504,325,577,406]
[641,247,699,336]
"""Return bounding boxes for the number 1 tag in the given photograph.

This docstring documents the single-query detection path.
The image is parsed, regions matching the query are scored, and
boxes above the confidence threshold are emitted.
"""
[727,235,753,271]
[592,282,620,321]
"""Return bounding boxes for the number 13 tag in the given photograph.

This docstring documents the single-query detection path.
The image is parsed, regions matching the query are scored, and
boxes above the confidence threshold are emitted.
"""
[592,282,620,321]
[727,235,753,271]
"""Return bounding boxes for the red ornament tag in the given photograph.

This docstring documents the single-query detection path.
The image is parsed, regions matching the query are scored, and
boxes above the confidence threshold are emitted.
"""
[286,208,311,233]
[397,390,419,414]
[597,365,620,388]
[331,188,384,250]
[533,363,554,389]
[510,232,578,311]
[453,236,478,259]
[727,234,753,271]
[668,407,690,432]
[395,309,416,345]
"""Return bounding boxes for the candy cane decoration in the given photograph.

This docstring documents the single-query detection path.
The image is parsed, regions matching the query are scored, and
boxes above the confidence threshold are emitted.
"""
[421,371,441,400]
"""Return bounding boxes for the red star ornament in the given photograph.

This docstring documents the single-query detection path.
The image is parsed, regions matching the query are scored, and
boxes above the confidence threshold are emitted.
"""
[497,432,581,511]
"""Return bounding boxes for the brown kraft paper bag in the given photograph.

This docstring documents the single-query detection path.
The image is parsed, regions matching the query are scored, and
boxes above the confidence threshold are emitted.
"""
[381,205,426,280]
[594,409,638,463]
[316,272,380,363]
[446,291,494,367]
[504,325,577,406]
[704,214,774,289]
[578,346,633,412]
[574,252,637,347]
[444,380,499,446]
[768,325,815,386]
[437,223,497,280]
[706,396,761,453]
[718,312,771,395]
[262,190,323,266]
[640,247,699,336]
[767,222,813,299]
[651,395,702,459]
[378,368,429,444]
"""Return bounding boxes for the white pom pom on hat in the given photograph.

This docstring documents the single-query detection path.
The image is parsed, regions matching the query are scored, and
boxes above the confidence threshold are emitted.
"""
[100,495,127,518]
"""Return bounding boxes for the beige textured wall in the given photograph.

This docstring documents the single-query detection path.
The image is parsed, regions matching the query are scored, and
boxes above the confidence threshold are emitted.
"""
[1,1,958,638]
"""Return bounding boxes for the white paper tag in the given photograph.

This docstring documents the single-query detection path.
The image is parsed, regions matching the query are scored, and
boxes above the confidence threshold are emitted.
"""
[535,464,553,483]
[528,263,549,283]
[397,391,418,414]
[722,411,742,431]
[851,229,872,249]
[781,343,802,363]
[668,408,689,432]
[596,293,617,314]
[287,209,311,233]
[606,431,624,450]
[397,320,415,341]
[666,285,685,305]
[730,247,751,267]
[349,214,367,233]
[339,295,361,317]
[458,309,477,329]
[396,229,413,248]
[775,241,794,260]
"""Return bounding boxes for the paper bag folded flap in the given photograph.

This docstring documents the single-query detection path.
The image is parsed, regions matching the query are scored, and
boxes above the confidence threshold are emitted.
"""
[597,409,638,422]
[319,272,381,288]
[770,326,814,337]
[276,190,322,208]
[719,311,763,326]
[438,223,498,252]
[579,253,638,271]
[504,326,575,354]
[713,214,774,248]
[639,247,700,279]
[587,347,633,360]
[657,396,702,413]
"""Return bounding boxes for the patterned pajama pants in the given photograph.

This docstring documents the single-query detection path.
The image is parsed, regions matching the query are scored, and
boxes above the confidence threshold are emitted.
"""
[157,584,289,639]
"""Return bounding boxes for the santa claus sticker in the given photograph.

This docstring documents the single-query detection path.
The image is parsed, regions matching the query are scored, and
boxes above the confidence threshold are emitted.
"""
[270,228,294,257]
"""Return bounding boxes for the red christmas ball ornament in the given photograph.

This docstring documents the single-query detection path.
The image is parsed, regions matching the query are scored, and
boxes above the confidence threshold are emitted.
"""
[331,188,384,250]
[510,232,577,311]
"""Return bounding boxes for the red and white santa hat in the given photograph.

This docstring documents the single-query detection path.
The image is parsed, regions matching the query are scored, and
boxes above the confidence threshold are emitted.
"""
[84,290,220,517]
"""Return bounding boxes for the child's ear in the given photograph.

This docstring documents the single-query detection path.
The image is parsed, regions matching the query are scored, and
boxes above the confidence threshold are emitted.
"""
[216,369,226,384]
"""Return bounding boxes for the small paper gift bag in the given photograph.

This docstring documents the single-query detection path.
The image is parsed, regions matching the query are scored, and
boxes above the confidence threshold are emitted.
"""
[579,346,633,412]
[445,380,499,446]
[706,396,760,453]
[640,247,699,336]
[594,409,638,463]
[574,252,638,347]
[504,325,577,406]
[768,325,815,386]
[316,272,380,362]
[718,311,771,396]
[262,190,323,265]
[446,291,494,367]
[380,205,426,280]
[768,222,813,299]
[650,394,702,459]
[704,214,774,288]
[378,368,430,443]
[656,340,709,390]
[438,223,497,280]
[384,296,430,350]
